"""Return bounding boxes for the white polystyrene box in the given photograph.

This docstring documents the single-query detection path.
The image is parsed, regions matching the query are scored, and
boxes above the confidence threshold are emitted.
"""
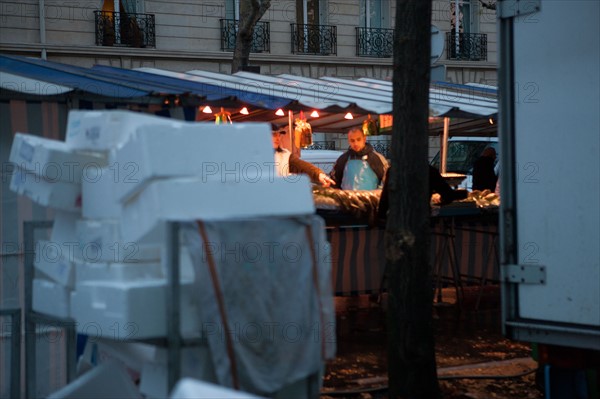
[170,378,265,399]
[70,279,199,339]
[33,278,71,318]
[75,260,163,285]
[120,176,315,242]
[9,133,107,183]
[140,347,216,399]
[66,109,184,150]
[35,240,75,288]
[51,210,82,259]
[111,122,273,202]
[78,340,156,382]
[10,166,81,212]
[81,166,121,219]
[47,361,142,399]
[75,219,161,263]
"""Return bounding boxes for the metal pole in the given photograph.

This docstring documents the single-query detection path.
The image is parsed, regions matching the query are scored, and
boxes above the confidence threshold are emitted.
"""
[440,117,450,174]
[11,309,21,399]
[0,309,22,399]
[39,0,46,59]
[166,222,181,393]
[498,12,518,336]
[24,221,36,399]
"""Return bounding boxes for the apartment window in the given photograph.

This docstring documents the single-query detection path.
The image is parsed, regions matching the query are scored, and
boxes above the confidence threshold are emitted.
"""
[225,0,239,20]
[297,0,328,26]
[448,0,487,60]
[360,0,389,29]
[357,0,392,57]
[292,0,337,55]
[97,0,154,47]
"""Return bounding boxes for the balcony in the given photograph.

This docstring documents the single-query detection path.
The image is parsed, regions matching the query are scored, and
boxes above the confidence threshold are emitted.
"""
[368,140,391,159]
[356,27,394,58]
[291,24,337,55]
[220,19,270,53]
[446,32,487,61]
[94,11,155,48]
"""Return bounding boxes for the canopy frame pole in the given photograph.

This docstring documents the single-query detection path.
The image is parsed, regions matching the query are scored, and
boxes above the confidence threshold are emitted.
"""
[289,110,300,156]
[440,116,450,174]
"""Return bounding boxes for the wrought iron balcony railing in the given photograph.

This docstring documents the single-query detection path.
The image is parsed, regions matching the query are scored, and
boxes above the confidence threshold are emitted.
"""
[94,11,155,48]
[446,32,487,61]
[291,24,337,55]
[304,141,336,150]
[356,27,394,58]
[368,140,391,159]
[220,19,270,53]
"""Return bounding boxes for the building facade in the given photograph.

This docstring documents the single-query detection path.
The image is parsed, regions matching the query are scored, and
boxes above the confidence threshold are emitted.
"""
[0,0,497,84]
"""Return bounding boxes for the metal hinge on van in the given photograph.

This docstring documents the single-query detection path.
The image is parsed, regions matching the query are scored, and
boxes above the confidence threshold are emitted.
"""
[502,264,546,284]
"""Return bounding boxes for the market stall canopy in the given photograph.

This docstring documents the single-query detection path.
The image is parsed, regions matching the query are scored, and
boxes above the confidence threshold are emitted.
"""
[0,54,293,110]
[161,68,497,134]
[1,54,497,135]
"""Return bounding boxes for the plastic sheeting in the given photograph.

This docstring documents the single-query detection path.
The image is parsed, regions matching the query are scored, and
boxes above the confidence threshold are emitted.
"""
[182,215,335,395]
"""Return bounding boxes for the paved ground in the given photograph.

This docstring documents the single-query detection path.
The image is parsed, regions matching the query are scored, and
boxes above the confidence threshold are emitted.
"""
[321,285,543,398]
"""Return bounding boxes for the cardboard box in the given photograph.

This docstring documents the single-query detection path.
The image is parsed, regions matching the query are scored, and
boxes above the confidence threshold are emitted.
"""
[9,133,107,183]
[111,122,273,202]
[120,176,315,242]
[66,110,184,151]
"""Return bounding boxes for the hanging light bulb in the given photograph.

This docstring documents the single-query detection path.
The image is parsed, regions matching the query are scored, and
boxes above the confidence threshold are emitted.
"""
[275,108,285,116]
[202,105,213,114]
[488,117,495,125]
[240,107,249,115]
[310,110,320,118]
[344,112,354,120]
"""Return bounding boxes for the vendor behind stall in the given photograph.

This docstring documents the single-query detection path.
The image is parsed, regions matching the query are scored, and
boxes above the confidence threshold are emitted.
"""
[329,128,389,190]
[331,128,389,190]
[272,125,335,187]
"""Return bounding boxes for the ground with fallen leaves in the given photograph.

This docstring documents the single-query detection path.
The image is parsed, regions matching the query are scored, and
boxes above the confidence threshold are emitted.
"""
[321,287,543,398]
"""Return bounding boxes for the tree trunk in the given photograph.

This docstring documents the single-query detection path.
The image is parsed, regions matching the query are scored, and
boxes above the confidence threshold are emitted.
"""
[386,1,439,398]
[232,0,271,73]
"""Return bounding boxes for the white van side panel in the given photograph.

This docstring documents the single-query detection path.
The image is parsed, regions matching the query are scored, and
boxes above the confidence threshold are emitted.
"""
[513,1,600,326]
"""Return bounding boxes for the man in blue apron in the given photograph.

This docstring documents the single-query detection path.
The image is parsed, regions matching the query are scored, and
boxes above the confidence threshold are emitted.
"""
[330,128,389,190]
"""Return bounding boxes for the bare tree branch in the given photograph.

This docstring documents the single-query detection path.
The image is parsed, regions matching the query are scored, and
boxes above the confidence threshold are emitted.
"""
[232,0,271,73]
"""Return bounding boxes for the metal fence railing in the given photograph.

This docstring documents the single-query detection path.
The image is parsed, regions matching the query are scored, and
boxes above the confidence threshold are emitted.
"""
[94,11,155,48]
[291,23,337,55]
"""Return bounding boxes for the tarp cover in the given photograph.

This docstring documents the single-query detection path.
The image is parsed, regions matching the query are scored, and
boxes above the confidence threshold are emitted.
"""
[182,215,335,395]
